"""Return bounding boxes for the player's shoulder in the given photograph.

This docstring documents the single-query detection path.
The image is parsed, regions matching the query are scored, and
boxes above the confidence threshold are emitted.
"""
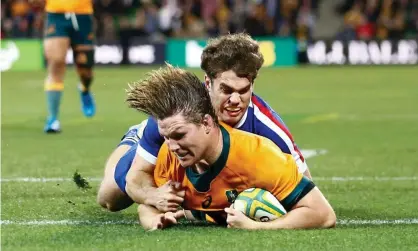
[223,124,289,175]
[156,142,175,165]
[247,93,294,139]
[141,116,162,137]
[250,93,286,124]
[223,123,278,158]
[250,93,278,114]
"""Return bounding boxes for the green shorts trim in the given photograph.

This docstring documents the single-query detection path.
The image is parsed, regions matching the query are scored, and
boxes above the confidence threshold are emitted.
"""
[44,12,94,46]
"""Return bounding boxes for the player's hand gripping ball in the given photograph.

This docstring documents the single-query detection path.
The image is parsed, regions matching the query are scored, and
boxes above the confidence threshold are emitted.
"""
[233,188,287,222]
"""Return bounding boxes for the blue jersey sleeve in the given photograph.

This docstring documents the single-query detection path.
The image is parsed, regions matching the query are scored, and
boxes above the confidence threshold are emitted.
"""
[250,94,309,173]
[137,116,164,165]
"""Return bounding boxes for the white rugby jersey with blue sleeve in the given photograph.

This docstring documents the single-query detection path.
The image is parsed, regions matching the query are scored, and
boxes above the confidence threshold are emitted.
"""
[137,94,308,173]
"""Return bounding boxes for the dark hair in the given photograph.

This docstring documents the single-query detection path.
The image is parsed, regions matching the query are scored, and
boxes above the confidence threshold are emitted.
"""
[201,33,264,82]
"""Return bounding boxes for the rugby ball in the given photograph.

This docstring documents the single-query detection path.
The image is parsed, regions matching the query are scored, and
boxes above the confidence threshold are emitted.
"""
[233,188,287,222]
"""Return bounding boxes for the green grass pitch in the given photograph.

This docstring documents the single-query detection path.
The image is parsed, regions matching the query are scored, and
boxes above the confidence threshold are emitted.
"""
[2,66,418,250]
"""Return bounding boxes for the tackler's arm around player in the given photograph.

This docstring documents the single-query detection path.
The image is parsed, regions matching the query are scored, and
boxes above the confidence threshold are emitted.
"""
[123,117,186,213]
[125,156,185,213]
[125,156,159,206]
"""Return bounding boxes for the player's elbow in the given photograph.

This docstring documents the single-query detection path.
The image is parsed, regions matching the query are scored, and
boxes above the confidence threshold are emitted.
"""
[137,204,146,218]
[137,205,148,229]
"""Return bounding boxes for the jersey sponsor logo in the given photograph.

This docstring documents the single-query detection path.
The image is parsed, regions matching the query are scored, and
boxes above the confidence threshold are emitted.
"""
[87,32,94,41]
[201,195,212,209]
[45,25,56,36]
[225,189,238,204]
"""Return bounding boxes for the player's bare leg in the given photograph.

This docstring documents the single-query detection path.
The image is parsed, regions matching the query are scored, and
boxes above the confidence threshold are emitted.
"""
[73,44,96,117]
[43,37,70,133]
[97,145,135,212]
[97,124,144,211]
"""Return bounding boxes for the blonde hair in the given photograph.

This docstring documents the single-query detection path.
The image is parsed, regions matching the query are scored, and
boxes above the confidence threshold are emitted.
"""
[126,64,217,124]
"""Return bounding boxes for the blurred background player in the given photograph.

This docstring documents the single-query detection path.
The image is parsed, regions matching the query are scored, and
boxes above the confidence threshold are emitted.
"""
[33,0,96,133]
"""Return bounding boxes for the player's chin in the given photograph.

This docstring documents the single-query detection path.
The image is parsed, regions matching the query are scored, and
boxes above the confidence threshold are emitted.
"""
[220,114,243,126]
[178,157,195,167]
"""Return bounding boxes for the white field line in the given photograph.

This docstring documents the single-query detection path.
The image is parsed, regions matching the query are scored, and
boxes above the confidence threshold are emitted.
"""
[0,219,137,226]
[314,176,418,181]
[338,219,418,225]
[1,219,418,226]
[0,177,103,182]
[1,176,417,183]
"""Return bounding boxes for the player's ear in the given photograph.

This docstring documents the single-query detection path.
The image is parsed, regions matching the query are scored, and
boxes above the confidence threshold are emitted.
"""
[204,75,211,90]
[202,114,214,133]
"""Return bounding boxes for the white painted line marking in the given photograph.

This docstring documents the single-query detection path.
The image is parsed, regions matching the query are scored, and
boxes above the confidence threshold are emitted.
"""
[1,219,418,226]
[0,177,102,182]
[338,219,418,225]
[0,220,137,226]
[300,149,328,159]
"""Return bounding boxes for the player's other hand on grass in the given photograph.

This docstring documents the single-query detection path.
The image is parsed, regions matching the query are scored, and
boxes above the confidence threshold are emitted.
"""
[154,180,185,213]
[149,212,179,231]
[225,206,255,230]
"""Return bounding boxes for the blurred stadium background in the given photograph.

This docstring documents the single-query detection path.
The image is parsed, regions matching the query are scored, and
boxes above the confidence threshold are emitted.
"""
[1,0,418,250]
[1,0,418,68]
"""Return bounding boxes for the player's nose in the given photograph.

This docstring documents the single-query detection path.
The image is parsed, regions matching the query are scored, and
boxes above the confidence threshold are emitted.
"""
[166,139,180,152]
[229,93,241,104]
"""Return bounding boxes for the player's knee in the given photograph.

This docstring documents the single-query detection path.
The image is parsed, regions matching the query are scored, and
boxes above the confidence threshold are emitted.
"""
[97,182,115,211]
[74,49,94,87]
[46,60,66,83]
[97,178,133,212]
[44,38,69,67]
[48,58,66,70]
[74,49,94,69]
[317,206,337,228]
[323,210,337,228]
[97,188,121,212]
[97,193,109,210]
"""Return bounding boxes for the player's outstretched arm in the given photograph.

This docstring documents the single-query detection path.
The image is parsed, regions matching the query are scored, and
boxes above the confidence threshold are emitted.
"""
[261,187,336,229]
[138,204,180,231]
[227,187,336,230]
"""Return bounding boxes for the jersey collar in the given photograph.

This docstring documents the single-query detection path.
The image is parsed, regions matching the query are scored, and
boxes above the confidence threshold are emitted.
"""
[233,100,252,129]
[185,125,230,193]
